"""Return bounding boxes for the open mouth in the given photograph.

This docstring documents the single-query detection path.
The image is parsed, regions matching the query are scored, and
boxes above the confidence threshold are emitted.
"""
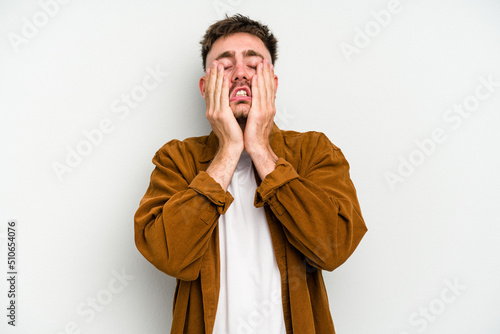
[229,86,252,103]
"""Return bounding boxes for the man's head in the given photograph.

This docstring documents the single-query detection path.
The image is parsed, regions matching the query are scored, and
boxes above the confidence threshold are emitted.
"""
[199,15,278,120]
[200,14,278,72]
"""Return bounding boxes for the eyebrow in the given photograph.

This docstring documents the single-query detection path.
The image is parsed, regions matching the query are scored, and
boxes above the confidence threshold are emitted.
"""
[215,50,265,61]
[243,50,264,59]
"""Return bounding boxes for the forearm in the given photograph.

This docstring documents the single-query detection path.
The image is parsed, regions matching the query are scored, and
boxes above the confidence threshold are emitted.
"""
[265,176,365,271]
[247,144,278,180]
[255,155,367,272]
[135,189,216,280]
[135,163,233,280]
[205,145,243,191]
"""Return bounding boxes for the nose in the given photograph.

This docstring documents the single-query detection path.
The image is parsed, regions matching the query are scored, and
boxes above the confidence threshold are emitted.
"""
[231,63,250,82]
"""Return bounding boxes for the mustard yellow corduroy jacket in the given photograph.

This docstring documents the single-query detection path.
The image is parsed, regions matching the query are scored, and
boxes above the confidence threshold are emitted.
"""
[134,124,367,333]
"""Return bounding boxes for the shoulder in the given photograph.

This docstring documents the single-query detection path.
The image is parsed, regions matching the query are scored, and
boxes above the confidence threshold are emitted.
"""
[157,134,210,154]
[277,128,345,174]
[279,128,341,152]
[153,134,211,165]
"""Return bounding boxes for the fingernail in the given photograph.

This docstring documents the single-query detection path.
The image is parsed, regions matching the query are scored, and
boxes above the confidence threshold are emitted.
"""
[218,64,223,71]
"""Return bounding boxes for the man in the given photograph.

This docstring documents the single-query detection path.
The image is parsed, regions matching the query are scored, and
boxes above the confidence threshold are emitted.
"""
[134,14,367,333]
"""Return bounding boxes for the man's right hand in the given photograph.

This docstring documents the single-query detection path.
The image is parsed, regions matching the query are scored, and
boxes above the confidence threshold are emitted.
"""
[204,61,244,152]
[204,61,243,191]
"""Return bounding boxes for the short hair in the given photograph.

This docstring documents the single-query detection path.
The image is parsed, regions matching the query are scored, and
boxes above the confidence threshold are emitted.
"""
[200,14,278,70]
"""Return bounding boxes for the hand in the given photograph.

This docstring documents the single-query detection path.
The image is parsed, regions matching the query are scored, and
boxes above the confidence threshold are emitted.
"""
[203,61,244,191]
[204,61,244,152]
[244,59,277,154]
[244,59,279,178]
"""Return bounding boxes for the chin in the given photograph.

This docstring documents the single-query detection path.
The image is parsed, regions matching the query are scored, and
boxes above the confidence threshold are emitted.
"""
[231,102,251,120]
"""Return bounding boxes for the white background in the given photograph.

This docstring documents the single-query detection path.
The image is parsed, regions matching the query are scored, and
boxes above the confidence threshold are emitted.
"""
[1,0,500,333]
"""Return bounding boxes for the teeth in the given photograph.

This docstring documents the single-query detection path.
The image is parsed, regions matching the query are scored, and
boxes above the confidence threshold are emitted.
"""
[235,90,248,97]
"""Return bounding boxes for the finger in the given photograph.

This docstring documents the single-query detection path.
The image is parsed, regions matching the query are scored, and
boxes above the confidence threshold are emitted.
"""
[270,63,277,100]
[214,63,224,113]
[207,61,218,113]
[262,59,273,104]
[204,67,211,100]
[204,67,210,119]
[269,63,277,118]
[257,61,267,108]
[264,60,276,112]
[221,74,229,111]
[251,69,260,111]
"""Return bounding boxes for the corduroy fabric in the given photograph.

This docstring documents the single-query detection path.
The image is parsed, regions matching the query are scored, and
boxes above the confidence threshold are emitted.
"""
[134,124,367,333]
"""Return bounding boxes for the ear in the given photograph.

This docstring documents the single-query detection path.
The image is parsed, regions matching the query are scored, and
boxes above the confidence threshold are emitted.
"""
[274,74,279,95]
[199,76,206,98]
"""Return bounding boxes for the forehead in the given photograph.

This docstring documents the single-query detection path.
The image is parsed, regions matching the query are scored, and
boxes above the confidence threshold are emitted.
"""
[207,32,271,64]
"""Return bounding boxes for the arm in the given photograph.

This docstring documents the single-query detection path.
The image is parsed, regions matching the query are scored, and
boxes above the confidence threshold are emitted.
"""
[245,60,366,270]
[134,145,233,281]
[244,59,279,180]
[204,61,244,191]
[135,62,242,281]
[255,133,367,271]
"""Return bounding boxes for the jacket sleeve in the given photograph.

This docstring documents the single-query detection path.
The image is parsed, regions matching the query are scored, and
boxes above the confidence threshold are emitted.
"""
[134,143,233,281]
[254,133,367,271]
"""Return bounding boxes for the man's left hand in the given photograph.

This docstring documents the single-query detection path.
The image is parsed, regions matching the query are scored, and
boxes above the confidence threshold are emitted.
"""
[244,59,279,179]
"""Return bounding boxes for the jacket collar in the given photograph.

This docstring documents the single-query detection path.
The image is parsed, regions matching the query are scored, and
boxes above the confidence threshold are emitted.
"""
[199,122,284,163]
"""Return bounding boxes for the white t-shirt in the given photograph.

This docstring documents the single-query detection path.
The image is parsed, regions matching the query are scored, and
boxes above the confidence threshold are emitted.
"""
[213,150,286,334]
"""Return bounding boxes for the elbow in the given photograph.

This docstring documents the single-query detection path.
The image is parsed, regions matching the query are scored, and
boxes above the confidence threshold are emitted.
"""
[135,237,201,281]
[141,251,201,281]
[158,263,200,281]
[306,248,347,272]
[147,251,201,281]
[318,251,350,272]
[149,249,201,281]
[316,231,367,272]
[332,233,368,271]
[323,210,368,271]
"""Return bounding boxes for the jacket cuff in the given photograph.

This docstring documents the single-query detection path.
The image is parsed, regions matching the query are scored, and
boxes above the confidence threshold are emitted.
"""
[189,171,234,214]
[254,158,299,207]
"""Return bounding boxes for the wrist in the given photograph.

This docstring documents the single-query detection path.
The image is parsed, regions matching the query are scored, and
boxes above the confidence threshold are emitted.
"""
[246,143,275,158]
[247,145,278,180]
[206,143,243,192]
[217,142,244,157]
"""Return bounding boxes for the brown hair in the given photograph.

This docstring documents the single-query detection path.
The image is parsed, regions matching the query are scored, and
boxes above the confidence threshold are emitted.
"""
[200,14,278,70]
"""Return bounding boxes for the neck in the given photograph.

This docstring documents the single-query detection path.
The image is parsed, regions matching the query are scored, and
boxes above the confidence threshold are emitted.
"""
[237,117,247,132]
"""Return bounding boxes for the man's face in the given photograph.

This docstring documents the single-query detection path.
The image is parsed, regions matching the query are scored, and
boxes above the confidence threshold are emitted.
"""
[199,32,277,120]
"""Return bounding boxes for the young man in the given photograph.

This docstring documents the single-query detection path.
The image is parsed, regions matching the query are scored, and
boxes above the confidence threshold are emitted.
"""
[134,14,367,333]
